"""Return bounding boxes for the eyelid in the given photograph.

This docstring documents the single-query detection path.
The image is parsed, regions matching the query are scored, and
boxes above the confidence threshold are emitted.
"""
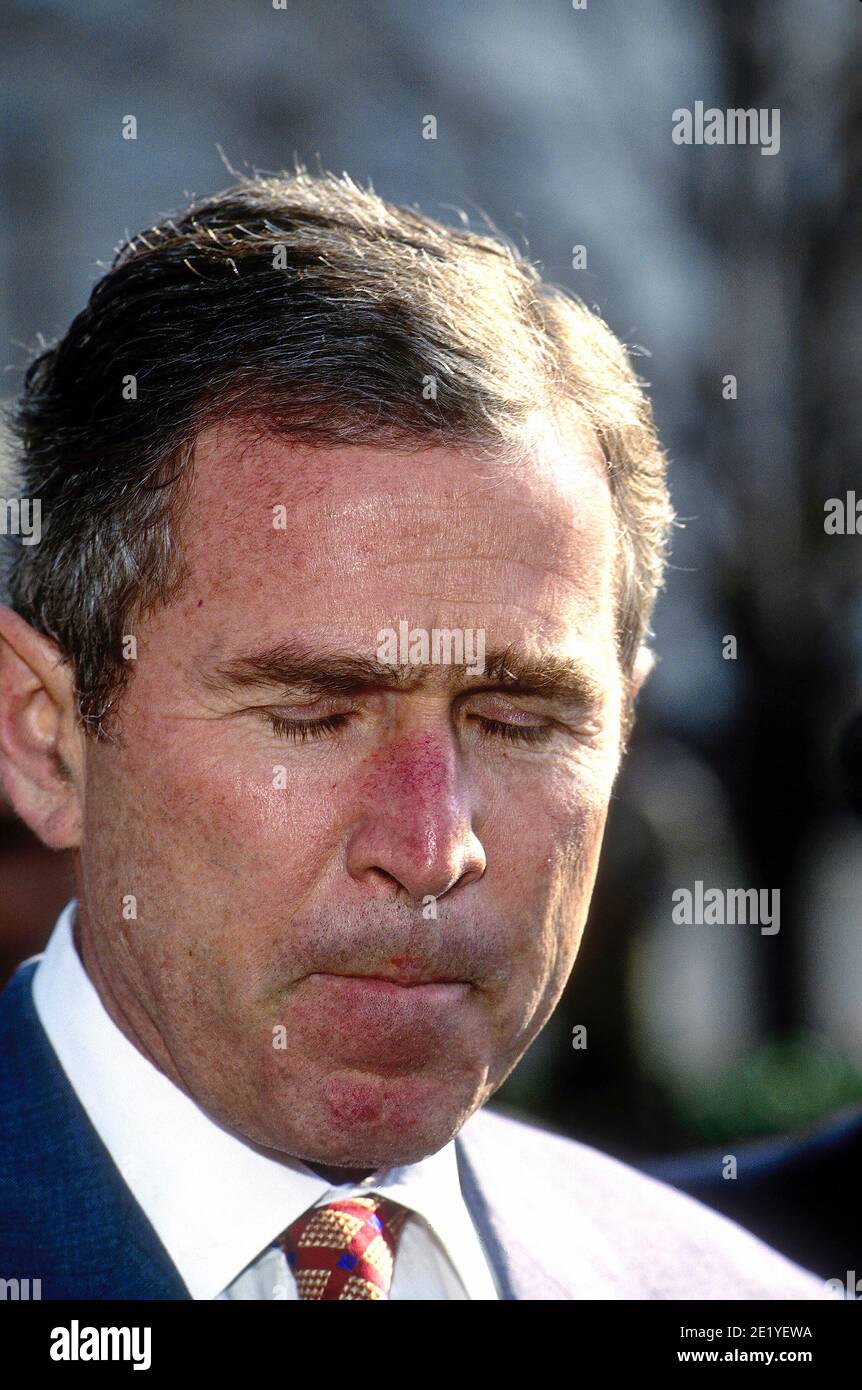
[260,694,563,729]
[463,692,604,742]
[461,692,556,722]
[259,695,357,718]
[264,708,555,748]
[265,711,352,742]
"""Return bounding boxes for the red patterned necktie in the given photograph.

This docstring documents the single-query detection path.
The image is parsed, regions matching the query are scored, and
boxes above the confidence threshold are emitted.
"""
[280,1194,410,1300]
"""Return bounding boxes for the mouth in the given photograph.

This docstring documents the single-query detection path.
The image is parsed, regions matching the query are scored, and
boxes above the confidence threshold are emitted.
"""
[305,972,472,1004]
[311,970,469,990]
[334,971,467,987]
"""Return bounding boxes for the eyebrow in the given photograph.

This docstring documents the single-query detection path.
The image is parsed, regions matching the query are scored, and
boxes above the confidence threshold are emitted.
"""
[202,639,606,710]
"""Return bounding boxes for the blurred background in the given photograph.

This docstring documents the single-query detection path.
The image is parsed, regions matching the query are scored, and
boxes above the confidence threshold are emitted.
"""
[1,0,861,1225]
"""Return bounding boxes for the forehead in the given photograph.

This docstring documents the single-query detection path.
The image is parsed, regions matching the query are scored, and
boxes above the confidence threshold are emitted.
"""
[172,419,618,648]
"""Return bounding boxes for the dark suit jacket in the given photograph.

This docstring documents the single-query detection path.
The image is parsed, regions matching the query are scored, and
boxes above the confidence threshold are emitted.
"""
[0,959,826,1300]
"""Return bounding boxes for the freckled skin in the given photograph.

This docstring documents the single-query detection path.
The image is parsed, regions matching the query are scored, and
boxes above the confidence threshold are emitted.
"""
[72,420,629,1169]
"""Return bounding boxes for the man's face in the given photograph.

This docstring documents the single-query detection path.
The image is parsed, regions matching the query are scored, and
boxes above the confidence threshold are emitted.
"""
[76,421,626,1167]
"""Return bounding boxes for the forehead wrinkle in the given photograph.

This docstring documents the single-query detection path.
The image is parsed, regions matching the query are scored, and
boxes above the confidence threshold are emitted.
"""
[185,424,609,538]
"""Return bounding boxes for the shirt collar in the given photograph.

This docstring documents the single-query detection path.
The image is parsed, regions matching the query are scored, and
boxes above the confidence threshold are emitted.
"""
[31,900,491,1300]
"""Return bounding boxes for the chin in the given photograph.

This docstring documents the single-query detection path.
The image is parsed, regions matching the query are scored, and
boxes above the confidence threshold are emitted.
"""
[275,1067,478,1169]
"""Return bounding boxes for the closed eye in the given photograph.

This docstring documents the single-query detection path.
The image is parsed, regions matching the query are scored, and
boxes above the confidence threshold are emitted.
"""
[469,716,553,745]
[263,710,554,745]
[266,711,352,742]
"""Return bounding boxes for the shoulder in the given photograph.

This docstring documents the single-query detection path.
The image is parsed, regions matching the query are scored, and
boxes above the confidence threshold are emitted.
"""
[0,958,42,1097]
[0,958,60,1164]
[458,1104,828,1300]
[0,955,40,1017]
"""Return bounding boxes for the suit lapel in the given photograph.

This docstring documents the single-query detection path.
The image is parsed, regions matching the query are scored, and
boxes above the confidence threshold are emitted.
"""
[455,1127,571,1300]
[0,961,190,1300]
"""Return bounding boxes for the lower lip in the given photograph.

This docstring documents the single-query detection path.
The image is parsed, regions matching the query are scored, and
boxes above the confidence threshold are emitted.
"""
[295,975,473,1064]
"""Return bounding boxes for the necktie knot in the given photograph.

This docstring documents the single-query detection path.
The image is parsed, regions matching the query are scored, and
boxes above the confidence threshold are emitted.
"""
[280,1194,410,1300]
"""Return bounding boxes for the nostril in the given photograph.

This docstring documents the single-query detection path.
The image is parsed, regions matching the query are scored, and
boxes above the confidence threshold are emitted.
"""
[364,866,403,895]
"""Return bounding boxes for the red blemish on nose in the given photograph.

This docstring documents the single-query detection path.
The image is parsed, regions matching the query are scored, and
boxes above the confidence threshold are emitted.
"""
[197,599,203,608]
[360,733,449,800]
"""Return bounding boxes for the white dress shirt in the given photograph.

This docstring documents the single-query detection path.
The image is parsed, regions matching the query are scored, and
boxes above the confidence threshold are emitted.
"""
[30,901,501,1301]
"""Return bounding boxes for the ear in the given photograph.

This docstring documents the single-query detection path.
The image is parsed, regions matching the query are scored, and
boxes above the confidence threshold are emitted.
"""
[0,605,85,849]
[631,645,655,699]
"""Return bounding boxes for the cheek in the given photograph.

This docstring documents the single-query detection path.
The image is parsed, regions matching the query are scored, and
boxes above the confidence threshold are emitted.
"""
[84,724,340,925]
[483,764,610,987]
[485,750,611,873]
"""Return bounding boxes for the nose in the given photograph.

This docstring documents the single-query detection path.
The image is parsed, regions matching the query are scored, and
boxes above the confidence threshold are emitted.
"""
[345,730,486,904]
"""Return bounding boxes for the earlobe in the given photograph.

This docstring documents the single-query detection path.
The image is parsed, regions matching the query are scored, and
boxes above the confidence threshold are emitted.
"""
[0,605,84,849]
[631,645,655,699]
